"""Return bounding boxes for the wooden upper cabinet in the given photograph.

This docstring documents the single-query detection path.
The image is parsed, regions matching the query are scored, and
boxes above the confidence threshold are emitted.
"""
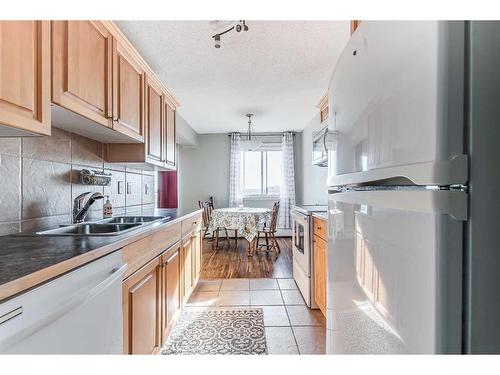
[318,93,328,124]
[350,20,361,35]
[112,38,145,142]
[52,20,180,167]
[0,21,50,136]
[146,77,164,165]
[52,21,112,127]
[164,101,176,168]
[123,256,162,355]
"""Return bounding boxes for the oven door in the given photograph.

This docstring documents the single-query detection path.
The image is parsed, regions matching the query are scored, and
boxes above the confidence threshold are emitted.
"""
[291,210,310,276]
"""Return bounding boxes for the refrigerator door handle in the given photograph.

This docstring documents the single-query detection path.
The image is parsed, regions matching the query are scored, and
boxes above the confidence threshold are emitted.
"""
[327,154,468,187]
[329,189,467,220]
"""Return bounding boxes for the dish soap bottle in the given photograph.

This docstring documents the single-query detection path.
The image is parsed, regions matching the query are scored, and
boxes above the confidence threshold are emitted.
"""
[103,195,113,219]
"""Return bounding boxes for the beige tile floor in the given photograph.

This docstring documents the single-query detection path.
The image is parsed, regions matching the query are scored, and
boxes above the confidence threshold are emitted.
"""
[186,278,326,354]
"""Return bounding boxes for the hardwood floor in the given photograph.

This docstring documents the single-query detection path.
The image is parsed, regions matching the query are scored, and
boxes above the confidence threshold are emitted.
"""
[200,236,293,279]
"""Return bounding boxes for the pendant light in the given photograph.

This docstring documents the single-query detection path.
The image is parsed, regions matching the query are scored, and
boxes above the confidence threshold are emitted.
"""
[240,114,262,151]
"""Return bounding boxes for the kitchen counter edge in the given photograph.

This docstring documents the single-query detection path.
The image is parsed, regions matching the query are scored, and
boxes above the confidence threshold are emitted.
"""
[312,212,328,220]
[0,208,203,303]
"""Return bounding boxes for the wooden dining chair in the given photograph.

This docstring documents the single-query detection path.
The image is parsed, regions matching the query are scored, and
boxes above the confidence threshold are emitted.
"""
[206,196,237,248]
[255,201,280,255]
[198,199,230,248]
[198,200,212,239]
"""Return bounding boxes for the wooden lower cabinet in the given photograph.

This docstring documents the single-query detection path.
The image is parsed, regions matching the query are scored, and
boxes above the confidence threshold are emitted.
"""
[122,255,162,354]
[193,230,202,279]
[313,234,327,317]
[181,235,193,303]
[122,218,203,354]
[161,243,181,341]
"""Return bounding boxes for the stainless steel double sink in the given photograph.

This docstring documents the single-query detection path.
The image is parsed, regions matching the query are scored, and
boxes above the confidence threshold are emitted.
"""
[36,216,168,236]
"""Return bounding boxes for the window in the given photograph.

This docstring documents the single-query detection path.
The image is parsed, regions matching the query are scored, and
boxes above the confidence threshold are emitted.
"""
[241,150,282,196]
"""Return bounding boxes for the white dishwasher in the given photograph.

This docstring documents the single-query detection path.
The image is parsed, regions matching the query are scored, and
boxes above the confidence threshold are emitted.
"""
[0,250,126,354]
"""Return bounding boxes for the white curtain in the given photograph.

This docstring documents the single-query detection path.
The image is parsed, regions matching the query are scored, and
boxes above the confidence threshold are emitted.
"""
[279,132,296,228]
[229,133,243,207]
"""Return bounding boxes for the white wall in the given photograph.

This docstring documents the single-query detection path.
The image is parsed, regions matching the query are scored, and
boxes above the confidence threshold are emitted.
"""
[176,112,198,147]
[298,113,329,205]
[178,133,303,213]
[177,119,328,210]
[178,134,230,211]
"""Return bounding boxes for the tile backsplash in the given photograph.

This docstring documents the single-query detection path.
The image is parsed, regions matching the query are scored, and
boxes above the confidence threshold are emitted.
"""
[0,127,159,236]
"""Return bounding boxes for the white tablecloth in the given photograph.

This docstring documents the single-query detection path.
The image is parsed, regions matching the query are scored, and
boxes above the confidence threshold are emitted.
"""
[209,207,271,242]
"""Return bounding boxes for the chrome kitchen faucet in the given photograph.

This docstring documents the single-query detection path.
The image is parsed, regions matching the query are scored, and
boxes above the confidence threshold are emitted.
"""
[72,192,104,223]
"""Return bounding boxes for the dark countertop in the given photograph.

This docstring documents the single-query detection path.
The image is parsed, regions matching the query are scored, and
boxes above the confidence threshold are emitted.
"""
[0,208,202,302]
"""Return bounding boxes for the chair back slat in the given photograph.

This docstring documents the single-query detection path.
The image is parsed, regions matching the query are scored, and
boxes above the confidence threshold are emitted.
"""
[198,200,213,227]
[269,201,280,232]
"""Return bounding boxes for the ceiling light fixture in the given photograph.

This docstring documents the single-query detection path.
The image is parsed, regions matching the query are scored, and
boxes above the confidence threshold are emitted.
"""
[212,20,249,49]
[240,114,262,151]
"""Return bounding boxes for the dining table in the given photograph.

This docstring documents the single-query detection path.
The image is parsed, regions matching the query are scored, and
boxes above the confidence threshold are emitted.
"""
[209,207,271,256]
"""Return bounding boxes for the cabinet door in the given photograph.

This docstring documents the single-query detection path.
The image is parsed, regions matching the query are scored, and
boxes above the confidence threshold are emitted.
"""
[52,21,112,127]
[123,256,161,354]
[0,21,50,135]
[314,235,327,316]
[193,230,202,279]
[146,77,164,165]
[161,246,180,342]
[164,101,176,167]
[181,236,193,302]
[112,38,145,142]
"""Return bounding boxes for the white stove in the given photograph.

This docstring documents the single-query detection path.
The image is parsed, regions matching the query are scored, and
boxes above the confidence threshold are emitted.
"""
[290,205,327,308]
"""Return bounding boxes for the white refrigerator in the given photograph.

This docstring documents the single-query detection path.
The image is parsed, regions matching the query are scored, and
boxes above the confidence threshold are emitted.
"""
[326,21,500,354]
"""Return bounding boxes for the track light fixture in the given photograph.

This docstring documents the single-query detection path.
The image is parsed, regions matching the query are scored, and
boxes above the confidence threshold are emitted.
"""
[212,20,249,49]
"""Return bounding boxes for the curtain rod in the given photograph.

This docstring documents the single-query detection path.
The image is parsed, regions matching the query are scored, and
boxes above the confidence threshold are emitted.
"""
[228,132,295,137]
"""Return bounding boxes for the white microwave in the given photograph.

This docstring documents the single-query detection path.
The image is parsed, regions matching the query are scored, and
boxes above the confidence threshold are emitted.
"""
[312,126,337,167]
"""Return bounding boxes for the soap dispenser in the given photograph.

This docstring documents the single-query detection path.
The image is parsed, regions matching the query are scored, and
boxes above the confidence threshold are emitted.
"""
[103,195,113,219]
